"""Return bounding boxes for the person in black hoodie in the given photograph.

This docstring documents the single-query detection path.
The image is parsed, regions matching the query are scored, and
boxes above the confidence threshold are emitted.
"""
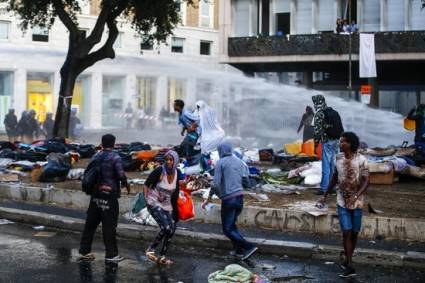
[144,150,182,265]
[42,113,55,140]
[78,134,130,263]
[3,109,18,142]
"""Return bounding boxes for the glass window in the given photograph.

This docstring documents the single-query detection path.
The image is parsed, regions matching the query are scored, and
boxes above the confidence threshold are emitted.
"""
[171,37,185,53]
[387,0,404,31]
[0,21,10,40]
[200,0,212,28]
[200,41,211,55]
[411,0,425,31]
[318,0,334,32]
[137,77,157,115]
[362,0,380,31]
[296,0,312,34]
[72,75,91,125]
[102,76,125,127]
[27,72,54,122]
[141,36,154,50]
[32,26,49,42]
[167,78,186,112]
[234,0,250,36]
[0,71,13,129]
[113,32,123,48]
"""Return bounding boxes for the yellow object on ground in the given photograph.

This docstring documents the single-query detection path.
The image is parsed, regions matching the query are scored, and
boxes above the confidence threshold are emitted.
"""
[284,140,302,155]
[404,118,416,131]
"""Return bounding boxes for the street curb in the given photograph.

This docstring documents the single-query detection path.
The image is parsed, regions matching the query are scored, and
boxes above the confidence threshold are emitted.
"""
[0,206,424,269]
[1,183,425,241]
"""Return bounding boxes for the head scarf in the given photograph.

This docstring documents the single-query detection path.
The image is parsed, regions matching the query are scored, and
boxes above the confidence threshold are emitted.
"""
[217,141,233,158]
[162,150,179,175]
[312,95,327,111]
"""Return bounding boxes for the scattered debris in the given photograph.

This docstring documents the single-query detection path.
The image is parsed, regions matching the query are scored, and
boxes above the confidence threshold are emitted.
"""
[260,263,276,270]
[0,219,14,225]
[368,203,384,214]
[0,173,19,182]
[34,232,57,237]
[247,193,270,202]
[324,262,334,265]
[33,225,45,230]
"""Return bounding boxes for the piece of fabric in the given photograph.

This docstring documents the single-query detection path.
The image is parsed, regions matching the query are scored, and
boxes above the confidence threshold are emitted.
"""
[359,33,377,78]
[208,264,254,283]
[147,205,176,256]
[320,140,339,192]
[195,100,225,154]
[337,205,363,232]
[79,197,119,258]
[312,95,330,145]
[336,153,369,209]
[210,142,249,200]
[221,195,254,251]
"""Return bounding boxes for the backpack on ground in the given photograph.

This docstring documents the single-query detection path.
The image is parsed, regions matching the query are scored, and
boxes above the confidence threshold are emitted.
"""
[324,107,344,140]
[82,156,102,195]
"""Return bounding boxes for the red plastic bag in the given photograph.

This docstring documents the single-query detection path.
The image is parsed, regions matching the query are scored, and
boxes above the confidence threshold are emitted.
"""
[177,188,195,221]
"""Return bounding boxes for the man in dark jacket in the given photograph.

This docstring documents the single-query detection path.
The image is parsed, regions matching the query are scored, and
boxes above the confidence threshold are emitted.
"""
[78,134,130,263]
[407,104,425,155]
[42,113,54,140]
[3,109,18,142]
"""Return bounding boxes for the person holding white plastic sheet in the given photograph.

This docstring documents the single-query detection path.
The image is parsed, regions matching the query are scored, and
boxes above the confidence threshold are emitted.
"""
[195,100,225,154]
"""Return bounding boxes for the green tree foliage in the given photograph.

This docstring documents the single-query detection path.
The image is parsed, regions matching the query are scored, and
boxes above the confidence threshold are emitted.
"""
[2,0,192,137]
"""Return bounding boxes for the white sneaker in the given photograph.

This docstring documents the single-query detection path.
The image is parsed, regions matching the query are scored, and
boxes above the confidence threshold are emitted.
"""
[105,255,124,263]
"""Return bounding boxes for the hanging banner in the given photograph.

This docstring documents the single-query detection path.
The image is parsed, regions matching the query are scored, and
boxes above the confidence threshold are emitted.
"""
[359,33,377,78]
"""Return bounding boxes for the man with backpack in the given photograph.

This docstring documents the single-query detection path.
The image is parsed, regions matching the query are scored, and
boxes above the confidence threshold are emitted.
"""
[78,134,130,263]
[312,95,344,195]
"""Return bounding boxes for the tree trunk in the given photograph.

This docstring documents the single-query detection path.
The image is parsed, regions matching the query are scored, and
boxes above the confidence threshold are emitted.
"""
[53,65,78,138]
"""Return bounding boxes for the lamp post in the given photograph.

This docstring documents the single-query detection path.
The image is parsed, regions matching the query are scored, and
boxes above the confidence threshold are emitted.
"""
[348,0,353,98]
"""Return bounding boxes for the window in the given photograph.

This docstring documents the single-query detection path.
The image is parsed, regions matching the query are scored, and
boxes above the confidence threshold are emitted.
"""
[0,71,13,130]
[200,0,213,28]
[141,37,154,50]
[32,26,49,42]
[0,21,10,40]
[113,32,123,49]
[137,77,157,114]
[200,41,211,55]
[27,72,54,122]
[171,37,184,53]
[168,78,186,111]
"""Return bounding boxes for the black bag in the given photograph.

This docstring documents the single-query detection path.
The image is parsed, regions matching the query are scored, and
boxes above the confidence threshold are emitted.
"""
[324,108,344,139]
[82,157,103,195]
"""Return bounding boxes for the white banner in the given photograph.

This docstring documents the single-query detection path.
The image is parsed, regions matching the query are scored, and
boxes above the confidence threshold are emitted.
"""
[359,33,377,78]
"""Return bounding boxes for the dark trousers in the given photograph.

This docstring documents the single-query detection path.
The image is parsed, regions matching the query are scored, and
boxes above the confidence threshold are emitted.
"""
[147,206,176,256]
[79,197,119,258]
[221,195,254,252]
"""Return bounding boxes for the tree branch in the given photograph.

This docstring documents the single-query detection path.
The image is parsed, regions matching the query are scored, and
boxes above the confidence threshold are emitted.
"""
[52,0,79,35]
[86,0,114,46]
[77,19,119,73]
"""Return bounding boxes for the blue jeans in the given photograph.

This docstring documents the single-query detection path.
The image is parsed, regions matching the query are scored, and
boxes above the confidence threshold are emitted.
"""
[415,141,425,155]
[337,205,363,232]
[221,196,254,251]
[320,140,339,192]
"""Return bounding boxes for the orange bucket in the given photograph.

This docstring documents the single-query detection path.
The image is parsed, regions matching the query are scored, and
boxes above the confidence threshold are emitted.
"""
[301,139,315,156]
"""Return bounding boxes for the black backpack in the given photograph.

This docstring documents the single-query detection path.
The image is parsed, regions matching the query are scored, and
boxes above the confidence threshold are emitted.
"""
[82,156,103,195]
[324,108,344,139]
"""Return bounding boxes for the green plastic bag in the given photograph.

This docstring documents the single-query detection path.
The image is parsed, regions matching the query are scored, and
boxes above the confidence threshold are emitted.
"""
[131,192,146,214]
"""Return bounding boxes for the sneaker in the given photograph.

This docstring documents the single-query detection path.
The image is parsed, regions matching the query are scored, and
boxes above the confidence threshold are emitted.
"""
[77,253,95,262]
[315,190,325,196]
[105,255,124,263]
[339,267,356,278]
[241,246,258,261]
[229,250,244,257]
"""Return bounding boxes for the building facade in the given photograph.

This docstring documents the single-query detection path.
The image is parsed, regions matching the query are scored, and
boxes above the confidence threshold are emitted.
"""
[0,0,221,130]
[219,0,425,114]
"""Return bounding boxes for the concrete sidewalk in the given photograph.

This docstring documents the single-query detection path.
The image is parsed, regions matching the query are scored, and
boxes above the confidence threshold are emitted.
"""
[0,200,424,270]
[1,182,425,242]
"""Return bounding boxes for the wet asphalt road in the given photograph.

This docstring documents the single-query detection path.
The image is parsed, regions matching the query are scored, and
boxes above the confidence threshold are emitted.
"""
[0,223,424,283]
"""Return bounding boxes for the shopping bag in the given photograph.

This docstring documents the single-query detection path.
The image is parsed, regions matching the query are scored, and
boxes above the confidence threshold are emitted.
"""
[177,189,195,221]
[131,192,147,214]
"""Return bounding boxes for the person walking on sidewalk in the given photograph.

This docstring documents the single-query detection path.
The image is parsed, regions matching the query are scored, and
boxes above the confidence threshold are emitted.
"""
[3,109,18,143]
[317,132,369,278]
[202,141,258,261]
[312,94,344,196]
[144,150,183,265]
[78,134,130,263]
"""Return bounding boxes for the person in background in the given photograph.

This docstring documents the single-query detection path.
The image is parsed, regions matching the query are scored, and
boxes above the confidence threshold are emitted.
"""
[125,103,133,129]
[312,94,344,196]
[336,18,344,34]
[78,134,130,263]
[68,108,81,140]
[317,132,369,278]
[173,99,201,160]
[43,112,55,140]
[159,107,168,129]
[21,109,40,144]
[297,106,315,143]
[407,104,425,155]
[350,20,358,33]
[202,141,258,261]
[144,150,182,265]
[3,109,18,143]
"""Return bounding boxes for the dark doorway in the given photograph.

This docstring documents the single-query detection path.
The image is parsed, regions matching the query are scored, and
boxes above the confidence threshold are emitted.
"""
[261,0,270,35]
[276,13,290,36]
